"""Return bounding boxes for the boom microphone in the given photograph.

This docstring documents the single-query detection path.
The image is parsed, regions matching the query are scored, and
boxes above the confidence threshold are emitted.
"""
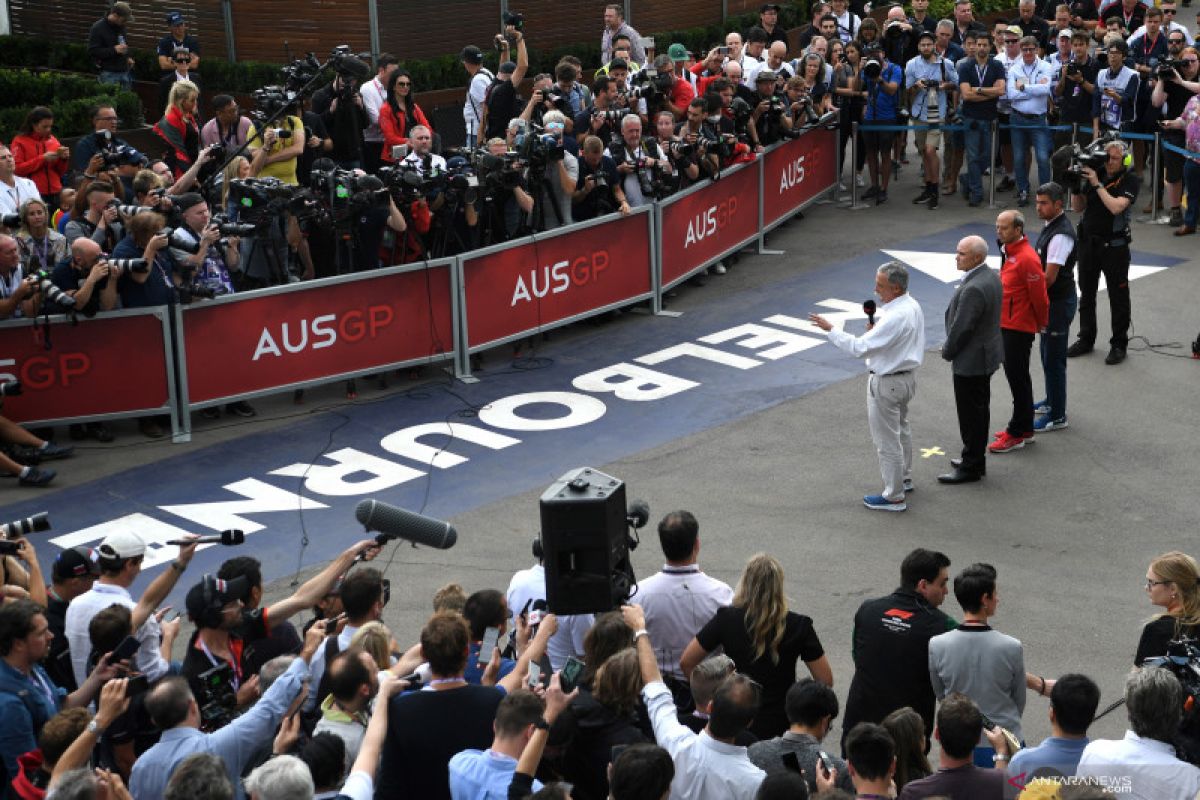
[166,530,245,546]
[626,500,650,530]
[354,500,458,550]
[336,55,373,80]
[863,299,877,326]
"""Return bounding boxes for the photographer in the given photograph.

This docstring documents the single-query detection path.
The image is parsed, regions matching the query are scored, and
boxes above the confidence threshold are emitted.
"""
[70,105,147,178]
[519,73,559,130]
[646,54,697,122]
[1161,54,1200,236]
[312,75,367,171]
[484,26,530,142]
[0,234,38,320]
[1054,31,1099,150]
[575,77,625,148]
[1093,40,1140,140]
[676,97,721,184]
[789,58,833,117]
[247,113,305,186]
[860,46,903,204]
[167,192,243,305]
[533,111,579,230]
[1068,138,1138,365]
[113,211,177,309]
[906,31,958,208]
[573,135,629,221]
[1151,41,1199,227]
[49,238,118,317]
[352,178,408,268]
[484,129,535,241]
[609,115,668,207]
[882,6,920,70]
[63,181,123,251]
[654,109,699,194]
[749,70,793,147]
[1128,7,1171,178]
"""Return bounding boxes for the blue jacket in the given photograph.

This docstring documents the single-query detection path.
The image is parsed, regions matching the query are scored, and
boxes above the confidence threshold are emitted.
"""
[0,659,65,780]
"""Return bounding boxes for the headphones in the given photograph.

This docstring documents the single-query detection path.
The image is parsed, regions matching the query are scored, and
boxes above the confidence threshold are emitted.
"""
[531,532,543,562]
[195,574,229,630]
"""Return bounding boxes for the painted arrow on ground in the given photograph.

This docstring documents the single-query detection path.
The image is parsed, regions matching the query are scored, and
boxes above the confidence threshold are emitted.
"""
[882,248,1168,292]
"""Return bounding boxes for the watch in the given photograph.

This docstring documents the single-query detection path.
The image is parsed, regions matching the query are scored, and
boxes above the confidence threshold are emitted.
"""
[533,717,550,731]
[87,719,105,736]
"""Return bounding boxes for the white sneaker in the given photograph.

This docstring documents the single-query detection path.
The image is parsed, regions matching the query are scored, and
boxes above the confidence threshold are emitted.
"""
[837,182,848,192]
[710,262,727,275]
[855,174,866,188]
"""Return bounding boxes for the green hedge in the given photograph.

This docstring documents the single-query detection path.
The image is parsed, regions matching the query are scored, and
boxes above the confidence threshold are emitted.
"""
[0,69,142,141]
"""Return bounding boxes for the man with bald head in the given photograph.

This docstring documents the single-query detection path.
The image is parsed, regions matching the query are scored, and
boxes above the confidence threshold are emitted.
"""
[939,235,1002,484]
[0,234,39,320]
[51,237,121,317]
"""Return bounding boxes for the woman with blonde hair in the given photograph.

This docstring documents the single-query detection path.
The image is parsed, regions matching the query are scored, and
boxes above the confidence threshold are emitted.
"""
[350,621,397,676]
[153,79,201,178]
[882,706,932,791]
[16,198,67,273]
[220,155,251,216]
[1136,551,1200,665]
[681,553,833,738]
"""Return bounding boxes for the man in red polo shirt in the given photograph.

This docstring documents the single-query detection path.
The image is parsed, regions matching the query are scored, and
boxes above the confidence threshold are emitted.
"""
[990,209,1049,454]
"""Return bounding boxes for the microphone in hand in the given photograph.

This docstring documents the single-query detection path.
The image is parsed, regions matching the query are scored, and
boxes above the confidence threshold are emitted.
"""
[863,299,877,326]
[166,530,245,546]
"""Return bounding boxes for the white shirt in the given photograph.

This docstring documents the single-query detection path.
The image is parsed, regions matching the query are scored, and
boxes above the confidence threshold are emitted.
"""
[997,51,1021,113]
[1077,730,1200,800]
[463,69,494,137]
[360,77,387,143]
[401,151,448,175]
[635,566,733,681]
[1130,21,1194,45]
[825,291,926,377]
[504,563,594,671]
[64,581,168,687]
[0,176,41,216]
[304,623,365,713]
[833,11,860,43]
[1007,56,1056,115]
[642,680,766,800]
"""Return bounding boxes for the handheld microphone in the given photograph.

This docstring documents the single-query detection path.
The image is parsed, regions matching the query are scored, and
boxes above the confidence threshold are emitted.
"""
[626,500,650,530]
[166,530,245,546]
[354,500,458,550]
[863,299,877,325]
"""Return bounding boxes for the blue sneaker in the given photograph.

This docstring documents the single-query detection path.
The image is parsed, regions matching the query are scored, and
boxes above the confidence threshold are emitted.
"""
[1032,400,1050,415]
[1033,416,1069,432]
[864,494,907,512]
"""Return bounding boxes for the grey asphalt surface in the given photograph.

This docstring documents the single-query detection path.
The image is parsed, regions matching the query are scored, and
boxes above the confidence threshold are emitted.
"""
[18,149,1200,750]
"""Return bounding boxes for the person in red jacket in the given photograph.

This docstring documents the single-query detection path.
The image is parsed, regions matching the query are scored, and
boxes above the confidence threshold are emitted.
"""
[990,209,1049,454]
[379,69,434,165]
[11,108,69,208]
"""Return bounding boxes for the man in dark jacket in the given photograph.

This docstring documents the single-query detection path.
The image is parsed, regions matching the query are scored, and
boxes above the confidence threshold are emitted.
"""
[842,549,956,753]
[311,76,368,170]
[88,2,135,90]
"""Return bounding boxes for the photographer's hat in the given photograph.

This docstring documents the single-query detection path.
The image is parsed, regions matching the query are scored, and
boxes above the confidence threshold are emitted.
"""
[917,30,936,42]
[760,3,782,11]
[1004,24,1024,38]
[1058,28,1073,39]
[173,192,206,213]
[185,574,249,624]
[460,45,484,64]
[755,69,778,83]
[166,11,185,26]
[110,2,133,20]
[53,546,101,582]
[668,43,690,62]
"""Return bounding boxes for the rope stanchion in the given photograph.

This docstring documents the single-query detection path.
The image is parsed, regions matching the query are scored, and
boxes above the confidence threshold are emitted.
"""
[988,119,999,209]
[1152,131,1162,221]
[1161,139,1200,160]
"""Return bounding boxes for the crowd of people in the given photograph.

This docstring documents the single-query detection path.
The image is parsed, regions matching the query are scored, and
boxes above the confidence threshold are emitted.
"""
[1,510,1199,800]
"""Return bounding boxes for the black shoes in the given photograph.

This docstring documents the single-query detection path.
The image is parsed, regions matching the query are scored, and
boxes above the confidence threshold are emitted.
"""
[949,457,986,476]
[1105,347,1126,365]
[1066,339,1093,358]
[938,468,983,484]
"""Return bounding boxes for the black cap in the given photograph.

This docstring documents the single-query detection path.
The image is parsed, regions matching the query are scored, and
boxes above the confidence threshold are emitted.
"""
[761,3,782,11]
[461,45,484,64]
[917,30,936,42]
[173,192,206,213]
[53,546,101,582]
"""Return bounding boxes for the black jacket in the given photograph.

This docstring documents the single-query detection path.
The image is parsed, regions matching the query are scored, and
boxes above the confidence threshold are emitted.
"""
[311,83,368,164]
[547,687,647,800]
[88,17,129,73]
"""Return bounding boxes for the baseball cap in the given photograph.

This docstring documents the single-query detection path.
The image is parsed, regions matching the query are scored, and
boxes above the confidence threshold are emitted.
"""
[1005,25,1024,38]
[53,546,101,582]
[185,574,249,622]
[498,60,518,75]
[173,192,206,213]
[460,45,484,64]
[609,57,629,71]
[917,30,936,43]
[755,69,778,82]
[1058,28,1073,39]
[761,3,782,11]
[110,2,133,20]
[166,11,185,26]
[668,43,690,62]
[98,530,146,561]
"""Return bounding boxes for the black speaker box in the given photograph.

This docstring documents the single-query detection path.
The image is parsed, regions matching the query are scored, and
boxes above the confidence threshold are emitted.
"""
[540,467,632,615]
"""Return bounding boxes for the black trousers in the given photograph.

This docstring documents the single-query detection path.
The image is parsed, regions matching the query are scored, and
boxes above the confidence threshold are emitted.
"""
[953,372,992,474]
[1001,328,1035,436]
[1076,237,1131,349]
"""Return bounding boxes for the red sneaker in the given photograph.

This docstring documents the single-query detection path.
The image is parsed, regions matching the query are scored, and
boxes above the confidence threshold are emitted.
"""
[988,431,1027,453]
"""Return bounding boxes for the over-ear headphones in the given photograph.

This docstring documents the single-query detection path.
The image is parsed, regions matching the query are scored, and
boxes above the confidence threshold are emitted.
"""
[197,574,227,630]
[531,532,543,562]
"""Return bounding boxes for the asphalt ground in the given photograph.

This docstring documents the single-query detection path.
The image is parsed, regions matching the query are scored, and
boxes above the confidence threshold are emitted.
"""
[11,142,1200,750]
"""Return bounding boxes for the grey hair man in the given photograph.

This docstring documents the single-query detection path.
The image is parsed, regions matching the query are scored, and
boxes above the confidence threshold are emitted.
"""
[810,262,926,511]
[244,754,315,800]
[1076,668,1200,797]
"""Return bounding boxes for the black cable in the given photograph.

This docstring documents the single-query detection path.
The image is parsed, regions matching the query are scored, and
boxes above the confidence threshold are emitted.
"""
[289,408,351,585]
[1126,334,1193,359]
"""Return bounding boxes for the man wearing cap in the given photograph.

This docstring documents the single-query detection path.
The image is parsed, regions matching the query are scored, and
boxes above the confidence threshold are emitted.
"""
[64,531,201,688]
[668,43,697,90]
[602,4,646,65]
[180,538,379,714]
[89,2,135,90]
[43,546,100,692]
[1046,27,1073,73]
[750,69,790,147]
[484,26,529,143]
[157,12,201,75]
[461,46,495,148]
[758,4,790,47]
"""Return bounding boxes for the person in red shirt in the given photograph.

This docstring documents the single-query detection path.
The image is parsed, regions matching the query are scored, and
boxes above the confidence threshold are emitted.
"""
[10,108,69,208]
[990,209,1049,454]
[379,69,434,165]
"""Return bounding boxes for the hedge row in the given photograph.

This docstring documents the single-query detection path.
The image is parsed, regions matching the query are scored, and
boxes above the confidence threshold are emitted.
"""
[0,69,142,141]
[0,1,1017,100]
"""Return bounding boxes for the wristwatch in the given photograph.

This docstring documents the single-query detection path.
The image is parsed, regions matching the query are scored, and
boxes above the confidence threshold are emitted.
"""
[87,719,106,736]
[533,717,550,731]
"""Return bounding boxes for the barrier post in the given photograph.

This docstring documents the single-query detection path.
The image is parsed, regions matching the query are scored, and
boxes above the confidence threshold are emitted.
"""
[988,119,999,209]
[171,304,191,443]
[757,152,785,255]
[846,121,870,211]
[1152,131,1162,221]
[453,255,477,382]
[649,201,669,315]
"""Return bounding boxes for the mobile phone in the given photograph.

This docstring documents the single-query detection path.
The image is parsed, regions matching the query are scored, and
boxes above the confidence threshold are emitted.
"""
[718,46,732,56]
[560,656,585,692]
[126,674,150,697]
[818,751,833,779]
[163,609,180,624]
[781,751,802,774]
[478,626,500,666]
[113,635,140,662]
[392,144,409,161]
[980,712,997,731]
[527,662,542,687]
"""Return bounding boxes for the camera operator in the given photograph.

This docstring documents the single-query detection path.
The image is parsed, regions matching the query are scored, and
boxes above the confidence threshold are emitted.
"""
[882,6,920,69]
[609,115,669,207]
[573,135,629,221]
[748,70,792,147]
[519,73,558,130]
[1151,41,1199,227]
[484,26,530,143]
[0,234,38,320]
[353,177,408,268]
[70,104,147,178]
[576,77,625,150]
[1069,138,1138,365]
[654,109,700,194]
[646,54,697,122]
[676,97,721,184]
[168,192,240,298]
[49,238,118,317]
[1128,8,1171,178]
[247,115,305,186]
[532,111,579,230]
[751,41,795,87]
[312,75,367,171]
[553,62,589,121]
[906,31,958,208]
[1054,31,1099,150]
[63,181,122,251]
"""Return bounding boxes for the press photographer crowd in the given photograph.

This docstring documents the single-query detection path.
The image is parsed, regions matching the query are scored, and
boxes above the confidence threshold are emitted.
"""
[0,482,1199,800]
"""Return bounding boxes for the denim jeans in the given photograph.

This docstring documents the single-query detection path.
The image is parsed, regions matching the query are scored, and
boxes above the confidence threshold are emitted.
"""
[1009,111,1052,194]
[1040,291,1078,420]
[963,118,993,201]
[99,70,132,90]
[1185,159,1200,227]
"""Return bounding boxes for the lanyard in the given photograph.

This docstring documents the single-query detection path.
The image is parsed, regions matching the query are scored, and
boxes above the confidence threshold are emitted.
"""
[27,236,50,272]
[0,267,21,299]
[198,637,241,690]
[1143,31,1161,56]
[976,62,989,87]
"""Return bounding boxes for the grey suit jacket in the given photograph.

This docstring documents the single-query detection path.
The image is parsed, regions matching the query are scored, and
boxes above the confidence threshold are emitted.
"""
[942,263,1002,376]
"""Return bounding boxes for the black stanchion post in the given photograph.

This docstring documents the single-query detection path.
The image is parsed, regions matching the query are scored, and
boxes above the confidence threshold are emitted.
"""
[1152,131,1162,220]
[988,119,999,209]
[851,121,860,207]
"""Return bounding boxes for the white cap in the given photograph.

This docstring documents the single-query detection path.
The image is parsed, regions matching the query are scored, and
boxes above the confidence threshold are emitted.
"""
[98,530,146,560]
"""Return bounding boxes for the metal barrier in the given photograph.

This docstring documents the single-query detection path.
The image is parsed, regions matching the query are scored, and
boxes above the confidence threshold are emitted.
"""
[174,258,459,440]
[0,307,181,437]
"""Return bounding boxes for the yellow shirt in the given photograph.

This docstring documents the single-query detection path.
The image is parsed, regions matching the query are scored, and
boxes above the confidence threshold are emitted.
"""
[247,116,304,186]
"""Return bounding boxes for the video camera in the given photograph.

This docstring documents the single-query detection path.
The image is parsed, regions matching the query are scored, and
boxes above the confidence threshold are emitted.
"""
[513,121,564,169]
[1158,57,1188,79]
[1051,134,1118,194]
[1144,638,1200,766]
[197,662,237,731]
[629,67,673,101]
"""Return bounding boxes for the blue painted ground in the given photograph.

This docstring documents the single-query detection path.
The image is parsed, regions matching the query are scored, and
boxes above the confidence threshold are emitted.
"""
[7,223,1183,601]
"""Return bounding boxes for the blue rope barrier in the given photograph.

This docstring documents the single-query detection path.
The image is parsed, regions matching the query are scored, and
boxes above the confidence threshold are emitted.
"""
[859,122,966,132]
[1115,131,1157,141]
[1161,139,1200,160]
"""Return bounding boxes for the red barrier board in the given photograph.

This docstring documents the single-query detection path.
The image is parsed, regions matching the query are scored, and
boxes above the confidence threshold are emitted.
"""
[183,266,454,404]
[0,313,169,423]
[762,128,838,227]
[462,212,652,349]
[659,162,760,286]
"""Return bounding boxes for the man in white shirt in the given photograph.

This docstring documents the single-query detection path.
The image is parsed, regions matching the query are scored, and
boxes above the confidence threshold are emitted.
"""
[624,604,766,800]
[1077,667,1200,800]
[634,511,733,699]
[1007,35,1056,204]
[460,46,495,148]
[0,146,40,219]
[830,0,860,43]
[359,53,398,174]
[64,530,199,687]
[724,32,760,78]
[400,126,448,175]
[810,262,926,512]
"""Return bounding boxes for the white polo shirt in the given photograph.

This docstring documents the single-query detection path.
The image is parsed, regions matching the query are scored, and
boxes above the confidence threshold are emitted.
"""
[635,565,733,681]
[64,581,168,687]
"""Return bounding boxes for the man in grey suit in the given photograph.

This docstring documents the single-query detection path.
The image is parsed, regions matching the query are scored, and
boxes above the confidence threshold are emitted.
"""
[939,235,1003,484]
